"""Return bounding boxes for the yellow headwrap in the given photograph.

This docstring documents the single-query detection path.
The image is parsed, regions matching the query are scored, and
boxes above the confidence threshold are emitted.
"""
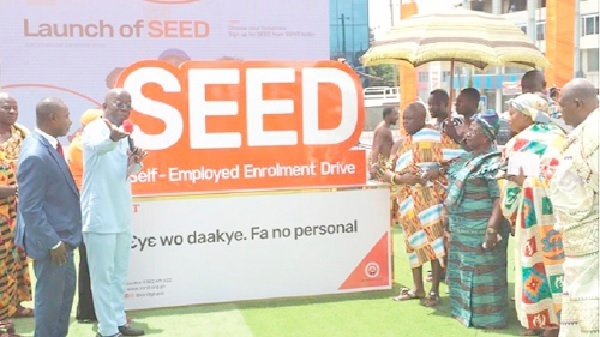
[508,94,549,122]
[80,108,102,126]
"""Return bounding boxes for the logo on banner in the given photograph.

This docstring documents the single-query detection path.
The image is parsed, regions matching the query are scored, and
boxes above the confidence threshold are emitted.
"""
[116,60,366,195]
[339,233,390,289]
[365,262,380,278]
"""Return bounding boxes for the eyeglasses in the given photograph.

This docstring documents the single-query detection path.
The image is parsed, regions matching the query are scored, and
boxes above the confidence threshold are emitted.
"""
[110,101,132,109]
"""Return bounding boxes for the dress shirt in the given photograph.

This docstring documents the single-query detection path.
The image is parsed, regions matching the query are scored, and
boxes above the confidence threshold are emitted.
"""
[80,118,140,234]
[36,128,58,150]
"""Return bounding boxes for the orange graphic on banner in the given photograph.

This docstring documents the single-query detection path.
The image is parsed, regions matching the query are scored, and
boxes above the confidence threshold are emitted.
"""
[116,60,366,195]
[339,232,390,289]
[398,1,418,135]
[545,0,575,88]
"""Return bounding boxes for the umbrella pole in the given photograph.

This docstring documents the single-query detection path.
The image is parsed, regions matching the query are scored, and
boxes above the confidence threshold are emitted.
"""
[448,59,455,117]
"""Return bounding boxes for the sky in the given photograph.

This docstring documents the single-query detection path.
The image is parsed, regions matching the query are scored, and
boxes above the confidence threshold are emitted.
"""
[368,0,463,39]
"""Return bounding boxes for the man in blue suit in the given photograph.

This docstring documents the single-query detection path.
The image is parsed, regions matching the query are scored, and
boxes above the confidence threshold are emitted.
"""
[15,97,80,337]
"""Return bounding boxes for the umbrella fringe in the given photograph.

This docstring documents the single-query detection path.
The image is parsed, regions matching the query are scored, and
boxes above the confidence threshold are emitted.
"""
[361,8,548,70]
[362,52,549,69]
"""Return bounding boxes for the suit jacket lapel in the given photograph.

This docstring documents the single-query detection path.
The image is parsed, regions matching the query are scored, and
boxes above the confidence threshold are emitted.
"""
[32,132,79,196]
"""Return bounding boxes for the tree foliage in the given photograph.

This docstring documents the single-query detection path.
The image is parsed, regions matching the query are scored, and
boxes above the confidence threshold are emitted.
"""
[367,64,397,87]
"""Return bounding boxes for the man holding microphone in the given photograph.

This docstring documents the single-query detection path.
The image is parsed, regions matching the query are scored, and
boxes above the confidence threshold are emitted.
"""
[81,89,146,337]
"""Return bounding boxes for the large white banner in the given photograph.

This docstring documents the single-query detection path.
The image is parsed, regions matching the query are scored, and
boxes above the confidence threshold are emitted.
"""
[127,187,391,309]
[0,0,329,140]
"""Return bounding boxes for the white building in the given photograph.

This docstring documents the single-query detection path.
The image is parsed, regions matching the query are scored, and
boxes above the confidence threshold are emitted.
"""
[416,0,599,114]
[471,0,598,84]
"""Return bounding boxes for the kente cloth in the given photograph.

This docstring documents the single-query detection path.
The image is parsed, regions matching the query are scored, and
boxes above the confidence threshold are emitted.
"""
[391,126,463,268]
[0,125,32,320]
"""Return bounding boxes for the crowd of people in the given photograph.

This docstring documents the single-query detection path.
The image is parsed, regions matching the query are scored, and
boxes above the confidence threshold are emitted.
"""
[371,72,598,337]
[0,89,146,337]
[0,68,596,337]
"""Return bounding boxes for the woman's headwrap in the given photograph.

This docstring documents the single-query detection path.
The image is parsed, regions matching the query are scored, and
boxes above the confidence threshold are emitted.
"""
[473,109,500,140]
[80,108,102,126]
[508,93,550,123]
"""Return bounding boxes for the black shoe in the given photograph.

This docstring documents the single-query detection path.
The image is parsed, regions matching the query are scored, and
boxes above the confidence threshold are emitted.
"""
[118,325,145,336]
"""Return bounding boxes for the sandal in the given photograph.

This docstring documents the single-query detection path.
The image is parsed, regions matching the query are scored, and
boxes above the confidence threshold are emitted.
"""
[0,321,20,337]
[393,288,425,301]
[13,306,33,318]
[423,291,440,307]
[541,329,559,337]
[425,270,433,282]
[483,326,505,330]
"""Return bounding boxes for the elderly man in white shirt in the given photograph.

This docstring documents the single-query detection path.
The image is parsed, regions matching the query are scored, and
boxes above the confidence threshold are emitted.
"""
[81,89,147,337]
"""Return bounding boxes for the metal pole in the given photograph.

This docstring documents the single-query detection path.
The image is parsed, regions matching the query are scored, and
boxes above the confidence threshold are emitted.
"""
[340,14,347,56]
[390,0,395,26]
[493,0,502,115]
[527,0,536,43]
[575,0,584,78]
[395,1,401,89]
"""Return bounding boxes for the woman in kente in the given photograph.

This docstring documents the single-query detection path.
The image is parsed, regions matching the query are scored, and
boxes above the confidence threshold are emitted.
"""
[446,110,509,330]
[0,92,32,337]
[501,94,567,337]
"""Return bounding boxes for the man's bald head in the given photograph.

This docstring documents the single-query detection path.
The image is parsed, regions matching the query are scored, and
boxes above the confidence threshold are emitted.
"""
[36,97,72,137]
[558,78,599,127]
[407,102,427,116]
[0,92,17,107]
[561,78,597,102]
[0,92,16,101]
[103,89,132,126]
[521,70,546,94]
[104,88,130,104]
[36,98,66,123]
[403,102,427,135]
[0,92,19,127]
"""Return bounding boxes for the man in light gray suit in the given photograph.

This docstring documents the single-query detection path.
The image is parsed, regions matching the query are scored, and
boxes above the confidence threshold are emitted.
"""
[15,97,81,337]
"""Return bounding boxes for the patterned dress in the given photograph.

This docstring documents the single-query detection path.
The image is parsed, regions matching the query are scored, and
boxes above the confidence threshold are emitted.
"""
[0,125,32,321]
[550,109,599,337]
[446,149,509,328]
[391,126,463,268]
[501,123,566,331]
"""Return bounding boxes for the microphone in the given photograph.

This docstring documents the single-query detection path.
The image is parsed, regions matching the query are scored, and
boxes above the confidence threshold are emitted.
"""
[122,119,135,153]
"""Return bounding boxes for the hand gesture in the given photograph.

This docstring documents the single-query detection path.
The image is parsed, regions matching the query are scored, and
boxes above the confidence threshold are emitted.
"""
[422,168,440,181]
[482,233,499,252]
[370,165,379,179]
[401,172,425,185]
[49,242,67,265]
[507,167,526,186]
[444,119,460,143]
[128,148,148,165]
[104,119,129,142]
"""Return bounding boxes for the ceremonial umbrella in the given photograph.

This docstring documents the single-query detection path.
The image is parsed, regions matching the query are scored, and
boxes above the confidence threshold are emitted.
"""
[361,8,549,109]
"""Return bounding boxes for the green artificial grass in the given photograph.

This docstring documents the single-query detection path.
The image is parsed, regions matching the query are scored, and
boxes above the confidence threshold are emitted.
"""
[13,228,523,336]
